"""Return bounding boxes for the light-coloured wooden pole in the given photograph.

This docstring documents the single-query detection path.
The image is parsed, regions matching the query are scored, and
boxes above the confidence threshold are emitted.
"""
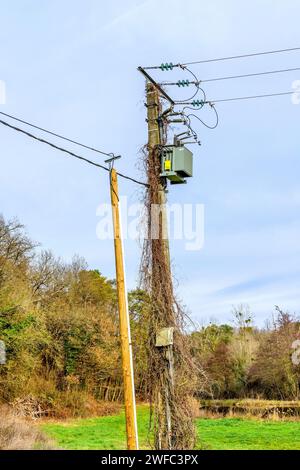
[109,168,138,450]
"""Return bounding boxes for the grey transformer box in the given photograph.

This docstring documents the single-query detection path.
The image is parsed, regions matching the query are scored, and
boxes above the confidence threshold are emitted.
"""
[160,145,193,184]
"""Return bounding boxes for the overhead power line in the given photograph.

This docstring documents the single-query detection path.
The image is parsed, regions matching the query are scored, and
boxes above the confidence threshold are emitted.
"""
[0,111,116,158]
[161,67,300,86]
[181,47,300,66]
[201,66,300,83]
[0,119,148,187]
[207,91,295,104]
[175,91,295,105]
[144,46,300,69]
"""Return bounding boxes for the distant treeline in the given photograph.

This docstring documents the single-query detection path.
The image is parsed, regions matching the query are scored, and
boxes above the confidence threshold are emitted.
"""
[192,306,300,401]
[0,215,300,418]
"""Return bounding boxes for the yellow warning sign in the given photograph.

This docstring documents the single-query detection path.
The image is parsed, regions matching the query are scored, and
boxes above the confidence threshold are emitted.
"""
[164,160,171,171]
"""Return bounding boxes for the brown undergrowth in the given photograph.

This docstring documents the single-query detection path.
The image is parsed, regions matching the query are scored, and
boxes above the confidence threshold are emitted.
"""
[0,405,54,450]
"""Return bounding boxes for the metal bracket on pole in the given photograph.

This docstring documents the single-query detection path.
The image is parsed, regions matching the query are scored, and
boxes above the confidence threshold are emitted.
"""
[138,67,175,106]
[104,154,121,168]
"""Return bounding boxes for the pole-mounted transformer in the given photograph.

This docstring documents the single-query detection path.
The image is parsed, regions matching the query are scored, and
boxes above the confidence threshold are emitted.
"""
[160,143,193,184]
[138,66,194,187]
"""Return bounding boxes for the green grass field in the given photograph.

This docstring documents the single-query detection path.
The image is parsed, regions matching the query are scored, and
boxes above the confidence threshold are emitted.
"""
[41,405,300,450]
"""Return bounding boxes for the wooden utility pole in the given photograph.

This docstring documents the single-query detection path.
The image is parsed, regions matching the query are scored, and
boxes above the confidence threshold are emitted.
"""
[146,83,160,156]
[109,168,139,450]
[146,83,174,449]
[146,83,170,260]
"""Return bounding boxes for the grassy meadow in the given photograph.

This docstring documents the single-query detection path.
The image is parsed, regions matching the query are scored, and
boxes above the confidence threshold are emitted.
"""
[41,404,300,450]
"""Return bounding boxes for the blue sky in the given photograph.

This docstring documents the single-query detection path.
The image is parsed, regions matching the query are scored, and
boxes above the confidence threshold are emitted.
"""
[0,0,299,326]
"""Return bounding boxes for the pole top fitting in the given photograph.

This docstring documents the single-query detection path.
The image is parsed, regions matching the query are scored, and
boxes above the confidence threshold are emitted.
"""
[105,154,122,169]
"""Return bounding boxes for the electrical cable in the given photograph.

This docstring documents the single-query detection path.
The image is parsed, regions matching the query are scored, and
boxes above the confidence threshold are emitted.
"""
[179,66,204,102]
[0,119,148,187]
[201,67,300,83]
[143,46,300,69]
[208,91,295,103]
[160,66,300,85]
[0,111,116,158]
[172,88,294,136]
[184,116,199,143]
[181,47,300,66]
[160,66,205,103]
[186,105,219,130]
[175,90,295,105]
[108,159,120,202]
[182,103,205,114]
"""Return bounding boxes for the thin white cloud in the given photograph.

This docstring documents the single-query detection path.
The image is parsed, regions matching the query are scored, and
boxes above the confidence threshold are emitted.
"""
[101,0,153,32]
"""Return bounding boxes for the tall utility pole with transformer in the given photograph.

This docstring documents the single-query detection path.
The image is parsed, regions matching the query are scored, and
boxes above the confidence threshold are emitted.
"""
[139,66,197,449]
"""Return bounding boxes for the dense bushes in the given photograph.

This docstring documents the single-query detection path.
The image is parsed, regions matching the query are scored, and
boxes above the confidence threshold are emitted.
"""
[0,216,124,416]
[191,306,300,400]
